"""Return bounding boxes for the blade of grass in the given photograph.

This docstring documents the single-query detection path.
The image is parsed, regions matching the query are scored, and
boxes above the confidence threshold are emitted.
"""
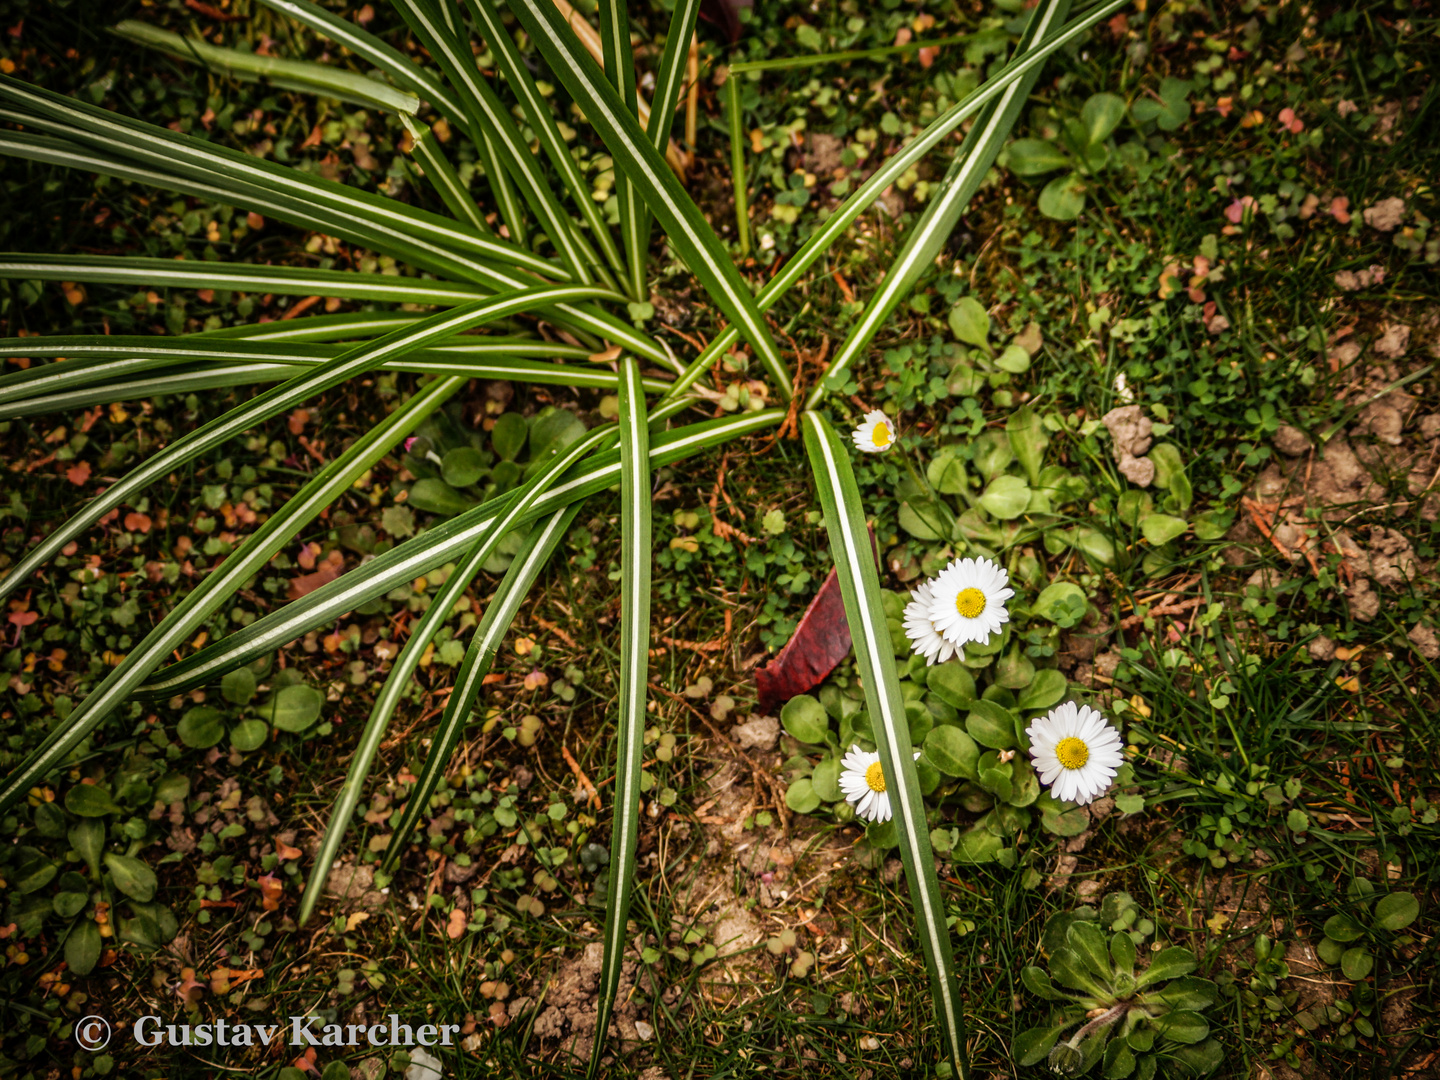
[0,337,657,414]
[595,0,647,300]
[0,372,466,817]
[801,409,967,1078]
[392,0,596,284]
[804,0,1071,410]
[400,114,493,236]
[131,407,784,700]
[254,0,529,246]
[591,356,652,1077]
[725,74,750,256]
[661,0,1130,400]
[298,420,617,926]
[381,502,583,873]
[0,80,556,280]
[111,20,422,114]
[0,251,669,364]
[0,358,671,420]
[627,0,703,287]
[0,285,612,606]
[508,0,791,398]
[459,0,626,284]
[0,128,536,289]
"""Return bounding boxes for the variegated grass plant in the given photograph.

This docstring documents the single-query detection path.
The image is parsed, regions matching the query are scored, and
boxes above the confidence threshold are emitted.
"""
[0,0,1126,1073]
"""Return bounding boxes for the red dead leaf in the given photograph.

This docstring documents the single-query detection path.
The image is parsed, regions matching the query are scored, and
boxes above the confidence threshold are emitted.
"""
[275,839,302,861]
[7,610,37,628]
[257,874,284,912]
[124,512,152,534]
[176,967,206,1004]
[287,550,345,599]
[755,528,881,714]
[65,461,91,486]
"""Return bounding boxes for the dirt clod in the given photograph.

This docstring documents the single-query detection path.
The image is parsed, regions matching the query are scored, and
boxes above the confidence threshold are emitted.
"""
[1407,621,1439,660]
[1362,196,1406,231]
[1273,424,1313,456]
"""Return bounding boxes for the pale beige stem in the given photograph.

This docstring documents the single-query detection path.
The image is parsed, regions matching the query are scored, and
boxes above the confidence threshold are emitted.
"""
[547,0,688,176]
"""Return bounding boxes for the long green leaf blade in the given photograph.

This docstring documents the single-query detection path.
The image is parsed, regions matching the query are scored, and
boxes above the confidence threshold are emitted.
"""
[0,285,611,605]
[392,0,596,283]
[111,20,422,114]
[400,114,493,235]
[662,0,1129,400]
[253,0,527,242]
[0,373,466,817]
[596,0,647,300]
[0,252,667,363]
[0,336,646,410]
[382,503,583,872]
[459,0,626,282]
[645,0,702,153]
[801,410,966,1077]
[591,356,652,1076]
[0,77,556,280]
[298,421,615,926]
[508,0,790,398]
[806,0,1070,409]
[132,408,784,699]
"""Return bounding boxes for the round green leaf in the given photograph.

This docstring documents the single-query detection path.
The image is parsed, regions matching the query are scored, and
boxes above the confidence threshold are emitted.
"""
[267,684,325,733]
[221,667,257,706]
[229,719,270,753]
[69,820,105,875]
[406,478,475,516]
[948,296,990,348]
[811,756,842,802]
[898,500,945,540]
[64,784,121,818]
[154,773,190,805]
[980,474,1032,520]
[927,662,977,710]
[780,695,829,745]
[441,446,486,487]
[32,800,67,839]
[65,920,102,977]
[104,853,157,903]
[12,848,58,894]
[54,889,89,919]
[1151,1010,1209,1045]
[1374,891,1419,931]
[1323,913,1365,942]
[923,725,979,779]
[177,706,225,749]
[953,826,1003,864]
[1140,513,1188,546]
[965,700,1017,750]
[1340,946,1374,981]
[1018,669,1068,712]
[996,344,1031,374]
[1006,138,1070,177]
[784,778,821,814]
[490,412,529,461]
[1081,92,1127,144]
[1039,172,1086,220]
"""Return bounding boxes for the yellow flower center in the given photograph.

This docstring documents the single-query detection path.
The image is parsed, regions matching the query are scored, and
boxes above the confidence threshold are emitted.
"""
[864,761,887,793]
[1055,737,1090,770]
[955,587,986,619]
[872,421,892,448]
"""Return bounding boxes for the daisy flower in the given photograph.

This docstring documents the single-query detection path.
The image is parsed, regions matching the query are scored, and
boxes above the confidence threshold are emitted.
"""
[924,556,1014,648]
[851,410,897,453]
[903,580,959,666]
[838,745,921,823]
[1026,702,1123,805]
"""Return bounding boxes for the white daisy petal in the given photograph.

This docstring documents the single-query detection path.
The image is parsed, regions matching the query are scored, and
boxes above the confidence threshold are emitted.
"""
[1025,702,1124,807]
[851,410,897,453]
[924,557,1014,649]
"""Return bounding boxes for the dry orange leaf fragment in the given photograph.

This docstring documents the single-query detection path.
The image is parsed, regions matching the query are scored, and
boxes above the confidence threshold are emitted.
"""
[446,908,468,940]
[587,344,622,363]
[65,461,91,486]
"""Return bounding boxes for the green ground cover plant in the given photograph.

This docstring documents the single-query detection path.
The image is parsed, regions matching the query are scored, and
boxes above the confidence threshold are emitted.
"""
[0,0,1436,1078]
